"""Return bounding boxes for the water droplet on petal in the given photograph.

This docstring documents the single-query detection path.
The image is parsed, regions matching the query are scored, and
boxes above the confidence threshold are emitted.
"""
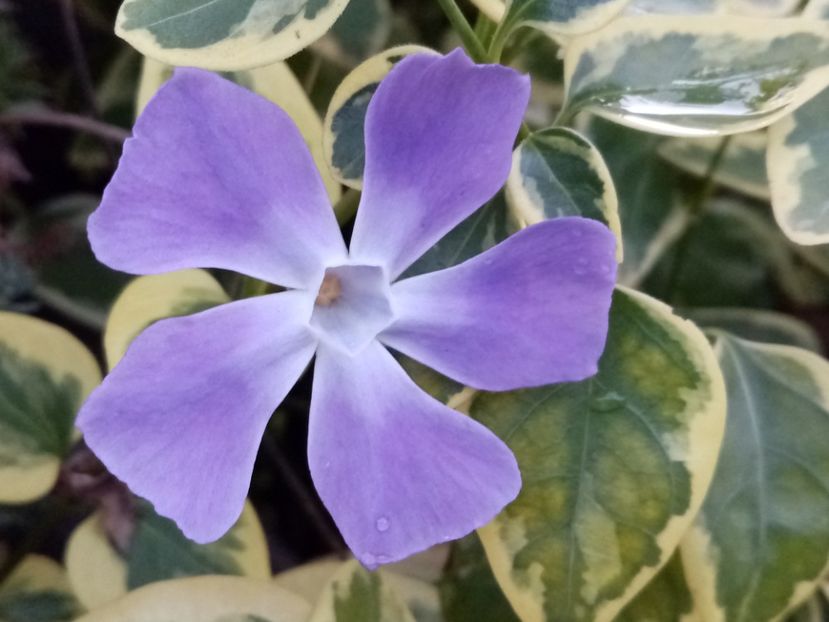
[375,516,390,532]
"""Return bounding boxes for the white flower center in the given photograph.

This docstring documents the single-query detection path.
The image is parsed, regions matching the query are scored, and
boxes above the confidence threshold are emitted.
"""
[309,264,395,355]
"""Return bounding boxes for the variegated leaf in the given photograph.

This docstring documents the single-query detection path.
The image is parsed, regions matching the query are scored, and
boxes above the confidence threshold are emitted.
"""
[507,127,623,261]
[682,335,829,621]
[65,501,269,610]
[683,308,823,352]
[615,552,697,622]
[308,559,416,622]
[564,18,829,137]
[116,0,350,71]
[0,555,82,621]
[767,85,829,245]
[503,0,632,37]
[315,0,393,66]
[323,45,436,189]
[75,576,310,622]
[103,269,229,370]
[473,288,727,622]
[0,313,100,503]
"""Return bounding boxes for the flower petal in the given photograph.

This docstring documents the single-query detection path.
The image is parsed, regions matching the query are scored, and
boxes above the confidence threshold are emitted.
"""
[381,218,617,391]
[308,342,520,567]
[349,49,530,279]
[89,68,346,289]
[77,291,318,543]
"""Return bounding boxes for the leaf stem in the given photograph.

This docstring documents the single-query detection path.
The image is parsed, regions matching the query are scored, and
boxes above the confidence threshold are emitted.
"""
[0,108,129,143]
[664,136,732,301]
[436,0,488,62]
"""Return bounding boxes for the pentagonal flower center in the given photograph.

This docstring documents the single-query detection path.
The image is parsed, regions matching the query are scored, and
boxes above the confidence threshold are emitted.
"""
[309,264,394,355]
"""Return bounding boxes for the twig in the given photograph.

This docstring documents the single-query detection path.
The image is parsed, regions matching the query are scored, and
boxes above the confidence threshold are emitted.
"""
[0,109,129,143]
[261,432,345,553]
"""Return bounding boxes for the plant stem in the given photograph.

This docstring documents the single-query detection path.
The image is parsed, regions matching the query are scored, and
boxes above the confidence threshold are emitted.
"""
[436,0,488,62]
[0,109,130,143]
[487,19,512,62]
[261,432,345,553]
[664,136,732,301]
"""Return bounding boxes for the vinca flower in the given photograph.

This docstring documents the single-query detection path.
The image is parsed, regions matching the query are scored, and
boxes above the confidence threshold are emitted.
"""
[78,50,617,567]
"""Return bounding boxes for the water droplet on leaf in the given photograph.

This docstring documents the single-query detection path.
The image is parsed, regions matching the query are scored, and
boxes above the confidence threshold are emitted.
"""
[590,392,625,413]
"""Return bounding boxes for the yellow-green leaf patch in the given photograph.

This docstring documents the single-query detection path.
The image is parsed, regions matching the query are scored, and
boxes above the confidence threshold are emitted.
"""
[0,312,100,503]
[323,45,436,189]
[659,133,770,201]
[0,555,82,622]
[103,269,229,369]
[116,0,350,71]
[308,559,416,622]
[473,288,726,622]
[65,501,269,610]
[615,552,697,622]
[75,575,310,622]
[507,127,623,261]
[682,335,829,622]
[767,85,829,245]
[563,17,829,137]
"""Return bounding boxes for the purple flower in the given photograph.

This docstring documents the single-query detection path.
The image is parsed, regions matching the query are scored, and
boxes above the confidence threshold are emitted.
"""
[78,49,617,567]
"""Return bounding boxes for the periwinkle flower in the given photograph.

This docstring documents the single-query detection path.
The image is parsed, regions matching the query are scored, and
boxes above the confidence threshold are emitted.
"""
[78,50,617,567]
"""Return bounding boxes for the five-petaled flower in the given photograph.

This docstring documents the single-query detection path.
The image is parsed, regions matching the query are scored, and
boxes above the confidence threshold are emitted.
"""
[78,49,617,567]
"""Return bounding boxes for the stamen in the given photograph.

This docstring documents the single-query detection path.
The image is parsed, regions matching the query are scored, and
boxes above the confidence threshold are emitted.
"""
[315,272,342,307]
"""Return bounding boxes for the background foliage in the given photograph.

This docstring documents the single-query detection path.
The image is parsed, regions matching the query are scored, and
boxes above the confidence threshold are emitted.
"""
[2,0,829,620]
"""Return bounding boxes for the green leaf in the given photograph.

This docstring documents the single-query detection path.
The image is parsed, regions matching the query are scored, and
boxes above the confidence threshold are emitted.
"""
[683,308,823,352]
[439,534,520,622]
[318,0,392,65]
[504,0,631,37]
[564,17,829,136]
[403,192,512,279]
[25,194,131,329]
[103,269,229,370]
[323,45,436,189]
[681,334,829,621]
[659,132,770,201]
[0,312,100,503]
[75,576,310,622]
[65,502,270,610]
[587,118,685,286]
[615,552,696,622]
[768,85,829,245]
[0,556,82,622]
[136,58,341,203]
[473,288,727,622]
[308,560,416,622]
[507,127,623,261]
[641,200,796,309]
[116,0,350,71]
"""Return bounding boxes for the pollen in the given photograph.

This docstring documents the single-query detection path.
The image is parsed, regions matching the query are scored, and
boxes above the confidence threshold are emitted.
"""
[315,272,342,307]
